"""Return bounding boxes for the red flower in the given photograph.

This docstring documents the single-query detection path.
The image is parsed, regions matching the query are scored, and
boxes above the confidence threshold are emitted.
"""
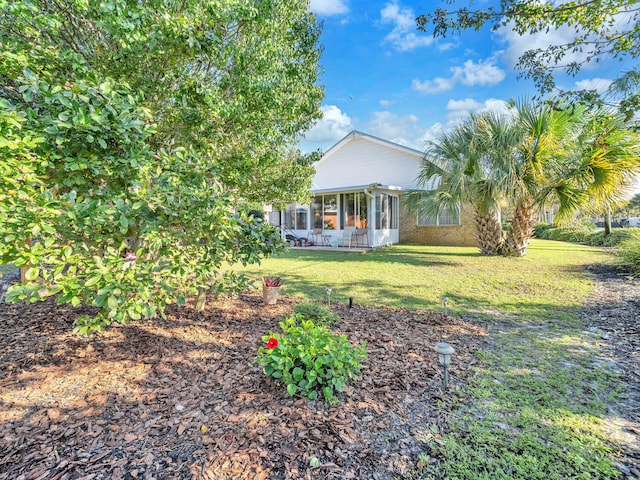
[266,338,278,349]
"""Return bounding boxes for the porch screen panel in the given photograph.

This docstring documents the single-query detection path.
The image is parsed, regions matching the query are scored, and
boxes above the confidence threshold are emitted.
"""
[295,207,308,230]
[390,195,398,229]
[376,194,388,229]
[323,195,338,230]
[356,192,368,228]
[311,197,323,229]
[376,194,398,229]
[284,205,294,229]
[340,193,368,229]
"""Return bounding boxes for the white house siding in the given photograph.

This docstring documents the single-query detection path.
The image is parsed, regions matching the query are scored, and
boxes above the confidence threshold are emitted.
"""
[312,133,437,191]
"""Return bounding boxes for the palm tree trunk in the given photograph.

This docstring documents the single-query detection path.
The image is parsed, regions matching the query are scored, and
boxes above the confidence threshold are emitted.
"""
[603,210,612,235]
[504,201,537,256]
[474,210,504,255]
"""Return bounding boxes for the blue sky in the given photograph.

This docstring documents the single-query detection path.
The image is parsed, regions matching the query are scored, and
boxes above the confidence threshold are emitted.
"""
[300,0,635,160]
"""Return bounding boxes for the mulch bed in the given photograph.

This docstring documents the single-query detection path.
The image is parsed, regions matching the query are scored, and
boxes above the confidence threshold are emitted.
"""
[0,293,486,480]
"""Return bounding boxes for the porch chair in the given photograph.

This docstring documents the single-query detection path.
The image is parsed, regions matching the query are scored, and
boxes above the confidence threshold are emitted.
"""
[336,226,356,248]
[308,229,323,246]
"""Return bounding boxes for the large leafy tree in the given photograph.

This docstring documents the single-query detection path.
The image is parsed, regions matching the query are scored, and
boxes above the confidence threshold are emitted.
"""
[416,1,640,119]
[0,0,323,333]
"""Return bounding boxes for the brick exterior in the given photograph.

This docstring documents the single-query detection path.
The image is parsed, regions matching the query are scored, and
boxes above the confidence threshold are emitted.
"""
[399,203,477,247]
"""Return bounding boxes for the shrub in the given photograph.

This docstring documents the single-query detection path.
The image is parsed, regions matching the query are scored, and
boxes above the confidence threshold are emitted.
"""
[293,301,339,327]
[256,315,366,404]
[617,238,640,275]
[534,224,640,247]
[533,223,555,238]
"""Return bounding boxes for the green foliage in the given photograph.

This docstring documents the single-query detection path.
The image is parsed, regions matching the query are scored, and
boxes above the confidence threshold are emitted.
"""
[616,238,640,275]
[293,301,339,328]
[416,1,640,118]
[256,315,366,404]
[532,223,555,238]
[534,223,640,247]
[1,0,323,333]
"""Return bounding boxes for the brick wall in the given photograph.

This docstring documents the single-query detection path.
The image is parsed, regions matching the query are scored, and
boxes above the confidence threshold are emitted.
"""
[399,203,477,246]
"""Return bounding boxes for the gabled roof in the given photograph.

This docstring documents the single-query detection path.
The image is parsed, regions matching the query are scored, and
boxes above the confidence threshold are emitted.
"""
[316,130,425,167]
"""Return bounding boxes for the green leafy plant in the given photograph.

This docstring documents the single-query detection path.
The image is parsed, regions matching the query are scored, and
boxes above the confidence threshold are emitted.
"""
[0,0,322,334]
[293,301,338,327]
[263,276,282,287]
[256,315,366,404]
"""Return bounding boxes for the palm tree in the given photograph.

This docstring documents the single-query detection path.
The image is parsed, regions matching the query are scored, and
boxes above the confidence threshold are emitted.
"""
[408,114,506,255]
[544,110,640,228]
[412,99,640,256]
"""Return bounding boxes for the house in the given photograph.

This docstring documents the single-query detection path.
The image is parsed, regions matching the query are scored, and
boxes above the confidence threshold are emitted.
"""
[268,131,476,248]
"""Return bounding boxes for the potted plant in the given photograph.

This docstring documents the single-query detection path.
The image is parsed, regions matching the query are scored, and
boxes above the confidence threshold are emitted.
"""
[262,276,282,305]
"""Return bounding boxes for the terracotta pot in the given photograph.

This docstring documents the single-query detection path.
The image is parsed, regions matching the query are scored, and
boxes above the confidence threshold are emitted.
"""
[262,286,280,305]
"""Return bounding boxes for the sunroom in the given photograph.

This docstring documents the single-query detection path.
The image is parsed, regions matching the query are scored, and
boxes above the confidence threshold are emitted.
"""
[269,184,401,248]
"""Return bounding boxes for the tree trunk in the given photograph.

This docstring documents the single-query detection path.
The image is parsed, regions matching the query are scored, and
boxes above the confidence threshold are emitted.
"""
[195,288,207,311]
[474,210,504,255]
[504,201,537,257]
[603,210,612,235]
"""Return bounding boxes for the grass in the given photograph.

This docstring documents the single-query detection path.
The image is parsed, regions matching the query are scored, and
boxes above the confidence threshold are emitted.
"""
[237,239,608,323]
[238,239,628,479]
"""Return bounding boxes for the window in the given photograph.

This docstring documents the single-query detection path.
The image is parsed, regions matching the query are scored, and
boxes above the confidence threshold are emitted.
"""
[417,206,460,226]
[375,193,398,229]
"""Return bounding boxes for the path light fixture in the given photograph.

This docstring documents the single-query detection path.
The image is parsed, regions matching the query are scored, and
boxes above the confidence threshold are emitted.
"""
[434,342,455,387]
[441,296,449,315]
[326,287,332,306]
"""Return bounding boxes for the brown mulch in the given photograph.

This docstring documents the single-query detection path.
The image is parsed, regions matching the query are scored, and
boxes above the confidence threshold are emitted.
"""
[0,292,485,480]
[581,264,640,478]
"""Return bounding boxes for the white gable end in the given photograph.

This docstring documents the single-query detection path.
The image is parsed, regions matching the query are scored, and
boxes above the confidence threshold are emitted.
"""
[312,133,430,191]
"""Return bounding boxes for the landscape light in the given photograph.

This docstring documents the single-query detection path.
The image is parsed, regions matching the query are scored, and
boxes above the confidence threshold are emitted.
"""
[434,342,455,387]
[441,296,449,315]
[326,287,332,306]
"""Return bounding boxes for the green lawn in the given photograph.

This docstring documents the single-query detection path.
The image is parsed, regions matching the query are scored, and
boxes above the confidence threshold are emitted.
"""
[238,239,609,324]
[238,239,627,479]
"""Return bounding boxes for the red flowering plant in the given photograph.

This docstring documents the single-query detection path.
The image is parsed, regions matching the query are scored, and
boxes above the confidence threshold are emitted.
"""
[262,276,282,287]
[256,315,366,404]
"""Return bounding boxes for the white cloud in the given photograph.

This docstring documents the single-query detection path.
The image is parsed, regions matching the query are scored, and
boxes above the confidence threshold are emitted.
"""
[381,2,434,51]
[366,111,421,148]
[445,97,511,124]
[309,0,349,16]
[379,99,395,107]
[574,78,613,93]
[413,58,505,94]
[452,60,506,86]
[412,77,456,94]
[303,105,354,143]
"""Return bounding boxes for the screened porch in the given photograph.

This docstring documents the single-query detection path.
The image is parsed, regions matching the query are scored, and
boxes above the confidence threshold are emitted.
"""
[268,186,401,248]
